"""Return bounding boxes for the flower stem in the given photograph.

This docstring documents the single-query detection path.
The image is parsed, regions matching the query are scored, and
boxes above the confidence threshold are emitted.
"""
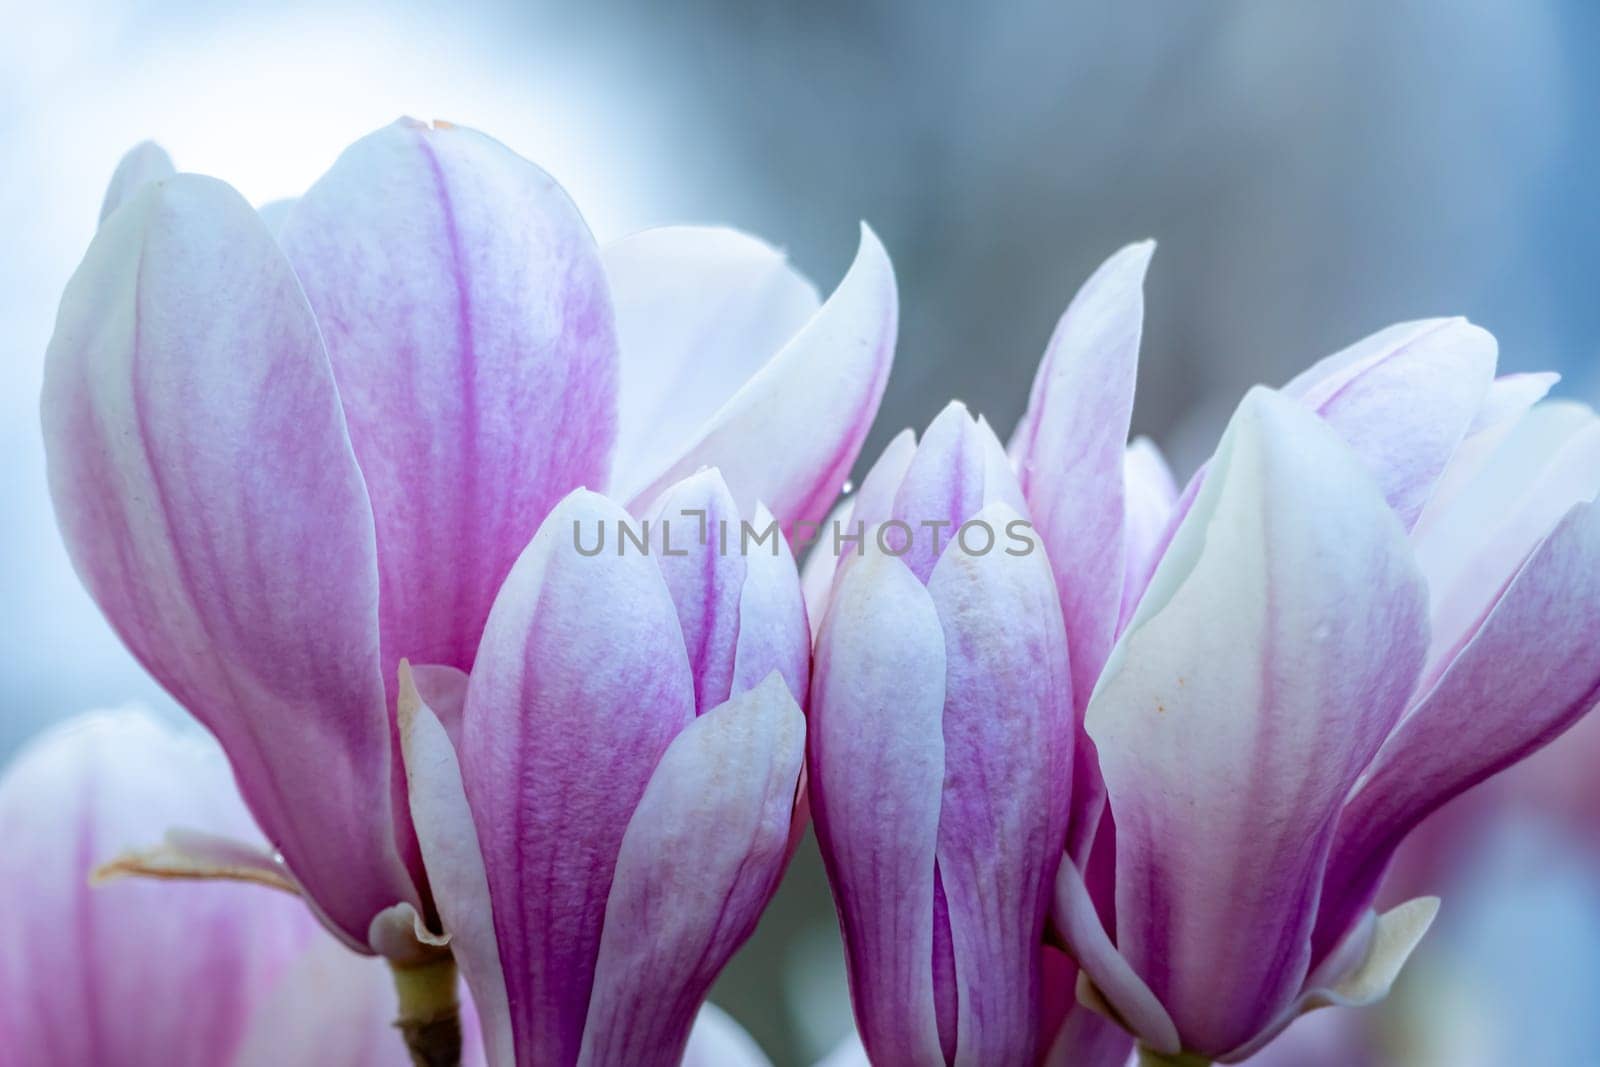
[1137,1047,1212,1067]
[389,953,461,1067]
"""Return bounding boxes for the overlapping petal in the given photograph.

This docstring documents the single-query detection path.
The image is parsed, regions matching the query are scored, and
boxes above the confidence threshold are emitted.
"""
[231,938,489,1067]
[0,711,319,1066]
[806,426,919,608]
[1118,437,1177,626]
[648,471,749,713]
[606,226,821,500]
[1225,898,1437,1063]
[98,141,174,224]
[1086,389,1428,1056]
[580,675,804,1065]
[891,402,992,582]
[1410,400,1600,676]
[732,502,812,705]
[399,668,514,1067]
[680,1004,773,1067]
[926,504,1073,1065]
[280,118,619,684]
[459,491,695,1064]
[41,174,412,945]
[1280,318,1496,528]
[623,225,897,531]
[1009,241,1151,710]
[810,548,948,1065]
[1315,499,1600,959]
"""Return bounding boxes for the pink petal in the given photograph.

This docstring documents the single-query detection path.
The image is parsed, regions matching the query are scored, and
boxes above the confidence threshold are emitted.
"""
[1226,898,1437,1063]
[398,666,514,1067]
[1465,371,1560,436]
[681,1004,773,1067]
[1089,389,1428,1057]
[604,226,822,501]
[1097,438,1180,868]
[1144,321,1505,601]
[926,504,1074,1065]
[809,549,947,1066]
[1118,437,1178,628]
[256,197,296,235]
[232,937,492,1067]
[889,402,1025,584]
[843,427,920,532]
[579,674,803,1065]
[1410,371,1560,538]
[1410,401,1600,679]
[1315,499,1600,961]
[731,502,812,708]
[1039,1005,1135,1067]
[624,225,898,533]
[1036,946,1136,1067]
[460,491,695,1065]
[99,141,174,225]
[1051,858,1178,1054]
[1009,241,1152,712]
[0,710,320,1066]
[1281,318,1497,528]
[279,118,618,683]
[799,495,853,639]
[648,471,748,713]
[409,663,470,750]
[41,174,412,945]
[807,427,919,617]
[815,1031,870,1067]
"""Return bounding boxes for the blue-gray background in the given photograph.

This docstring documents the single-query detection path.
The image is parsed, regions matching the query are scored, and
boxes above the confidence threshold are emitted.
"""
[4,3,1597,1063]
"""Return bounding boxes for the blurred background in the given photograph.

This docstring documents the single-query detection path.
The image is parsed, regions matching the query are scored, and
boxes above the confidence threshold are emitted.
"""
[3,1,1597,1063]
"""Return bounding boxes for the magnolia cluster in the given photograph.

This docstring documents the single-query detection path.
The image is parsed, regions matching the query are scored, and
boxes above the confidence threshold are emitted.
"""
[13,120,1600,1067]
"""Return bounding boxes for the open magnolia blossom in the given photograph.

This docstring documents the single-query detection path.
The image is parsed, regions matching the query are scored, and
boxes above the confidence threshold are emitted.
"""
[1007,246,1600,1063]
[0,708,771,1066]
[0,707,478,1066]
[396,476,809,1067]
[42,118,895,959]
[801,240,1600,1066]
[1054,389,1446,1063]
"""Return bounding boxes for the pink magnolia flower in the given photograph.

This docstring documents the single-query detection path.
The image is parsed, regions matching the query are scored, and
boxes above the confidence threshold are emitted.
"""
[793,246,1162,1067]
[395,474,810,1067]
[42,120,895,955]
[0,708,417,1065]
[805,402,1075,1065]
[1018,251,1600,1061]
[802,238,1600,1064]
[1053,389,1446,1062]
[0,707,771,1065]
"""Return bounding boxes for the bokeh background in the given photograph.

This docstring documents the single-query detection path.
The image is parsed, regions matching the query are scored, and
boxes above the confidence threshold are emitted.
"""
[4,2,1598,1063]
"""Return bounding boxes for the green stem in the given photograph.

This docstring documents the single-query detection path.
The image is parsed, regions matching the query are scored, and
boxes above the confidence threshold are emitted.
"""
[389,953,461,1067]
[1137,1047,1212,1067]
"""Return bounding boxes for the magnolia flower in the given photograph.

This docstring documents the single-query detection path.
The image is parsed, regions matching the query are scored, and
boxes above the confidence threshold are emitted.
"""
[395,474,809,1067]
[1049,383,1600,1063]
[42,119,895,957]
[798,237,1600,1063]
[0,708,415,1065]
[795,246,1161,1067]
[805,402,1074,1065]
[0,707,772,1065]
[983,240,1599,1064]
